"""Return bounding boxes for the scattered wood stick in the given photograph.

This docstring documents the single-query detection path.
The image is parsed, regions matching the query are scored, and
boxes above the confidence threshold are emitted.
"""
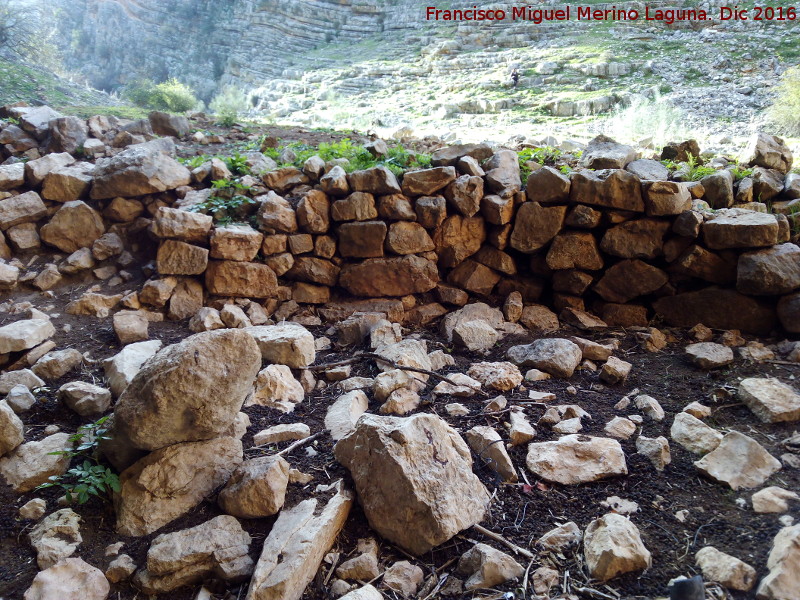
[575,587,620,600]
[276,431,323,457]
[472,524,535,559]
[309,352,489,397]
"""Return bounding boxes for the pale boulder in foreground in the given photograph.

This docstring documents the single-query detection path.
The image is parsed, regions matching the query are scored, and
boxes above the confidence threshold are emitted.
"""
[334,413,490,555]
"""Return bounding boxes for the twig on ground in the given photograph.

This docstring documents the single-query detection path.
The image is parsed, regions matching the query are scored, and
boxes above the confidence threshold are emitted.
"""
[276,431,323,456]
[309,352,489,397]
[574,586,621,600]
[472,524,535,559]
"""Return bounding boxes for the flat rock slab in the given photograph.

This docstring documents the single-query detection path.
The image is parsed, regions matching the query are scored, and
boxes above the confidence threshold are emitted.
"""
[526,435,627,485]
[685,342,734,369]
[738,378,800,423]
[694,431,781,490]
[246,484,353,600]
[0,318,55,354]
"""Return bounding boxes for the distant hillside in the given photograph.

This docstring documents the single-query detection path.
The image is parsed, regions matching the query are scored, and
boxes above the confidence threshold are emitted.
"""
[47,0,800,144]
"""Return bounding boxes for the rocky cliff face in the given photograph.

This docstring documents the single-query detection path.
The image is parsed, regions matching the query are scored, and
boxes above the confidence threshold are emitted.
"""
[56,0,441,100]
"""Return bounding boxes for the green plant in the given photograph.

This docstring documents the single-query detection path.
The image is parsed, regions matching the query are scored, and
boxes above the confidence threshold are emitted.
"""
[179,155,210,169]
[37,416,120,505]
[518,146,563,180]
[767,66,800,136]
[686,153,716,181]
[224,152,251,176]
[124,78,199,113]
[730,166,753,181]
[190,192,255,224]
[209,86,250,126]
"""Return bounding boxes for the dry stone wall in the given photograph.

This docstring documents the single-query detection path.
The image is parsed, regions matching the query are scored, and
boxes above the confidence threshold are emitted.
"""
[0,104,799,337]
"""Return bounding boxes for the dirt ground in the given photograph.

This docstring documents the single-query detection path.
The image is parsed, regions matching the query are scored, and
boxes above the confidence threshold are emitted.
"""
[0,265,798,600]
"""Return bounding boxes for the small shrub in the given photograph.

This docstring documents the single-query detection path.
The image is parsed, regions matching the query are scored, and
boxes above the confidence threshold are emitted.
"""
[604,94,694,148]
[124,78,198,113]
[209,86,250,126]
[37,416,120,505]
[767,66,800,136]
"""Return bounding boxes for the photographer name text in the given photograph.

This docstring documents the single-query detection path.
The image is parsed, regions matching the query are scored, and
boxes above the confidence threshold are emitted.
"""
[426,5,798,24]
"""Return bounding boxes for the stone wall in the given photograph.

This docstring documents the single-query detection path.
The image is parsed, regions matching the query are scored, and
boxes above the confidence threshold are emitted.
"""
[0,105,798,336]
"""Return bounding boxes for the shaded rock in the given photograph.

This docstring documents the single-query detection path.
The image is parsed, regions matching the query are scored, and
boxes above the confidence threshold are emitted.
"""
[334,413,490,555]
[570,169,644,212]
[507,338,582,378]
[583,513,651,581]
[0,433,70,492]
[509,202,566,253]
[218,456,289,519]
[456,543,524,591]
[695,546,756,591]
[739,378,800,424]
[29,508,81,569]
[134,515,252,594]
[593,259,668,303]
[526,435,627,484]
[737,243,800,296]
[114,330,260,451]
[23,557,109,600]
[115,437,243,536]
[685,342,734,369]
[703,209,779,249]
[653,288,776,335]
[694,431,781,490]
[245,484,353,600]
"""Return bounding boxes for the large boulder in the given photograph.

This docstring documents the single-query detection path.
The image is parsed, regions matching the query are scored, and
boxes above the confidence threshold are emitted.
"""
[114,437,243,536]
[334,413,490,555]
[148,111,190,138]
[91,139,190,199]
[40,201,105,253]
[113,329,261,451]
[339,255,439,297]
